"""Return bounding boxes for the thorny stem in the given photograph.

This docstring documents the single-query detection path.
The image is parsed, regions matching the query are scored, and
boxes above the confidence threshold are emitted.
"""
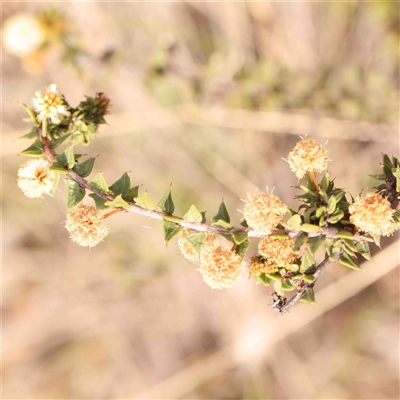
[271,251,342,315]
[40,134,375,242]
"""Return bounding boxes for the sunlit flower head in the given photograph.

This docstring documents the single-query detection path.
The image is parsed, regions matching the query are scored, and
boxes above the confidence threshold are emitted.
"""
[3,13,45,57]
[17,158,55,198]
[65,204,109,247]
[32,84,70,124]
[258,236,297,266]
[248,256,279,276]
[243,192,288,234]
[287,138,329,179]
[199,246,242,290]
[178,228,219,264]
[349,192,398,237]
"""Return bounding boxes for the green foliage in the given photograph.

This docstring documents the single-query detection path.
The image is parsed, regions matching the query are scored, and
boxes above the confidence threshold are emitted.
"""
[104,194,131,210]
[72,157,96,177]
[134,192,154,210]
[162,220,182,243]
[183,204,203,223]
[64,179,85,209]
[20,139,44,157]
[184,232,205,254]
[109,172,130,198]
[157,188,175,214]
[212,201,230,224]
[88,173,109,194]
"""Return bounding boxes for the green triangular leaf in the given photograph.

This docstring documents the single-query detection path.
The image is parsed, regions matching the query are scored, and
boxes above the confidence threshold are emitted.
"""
[339,253,361,270]
[17,130,38,141]
[51,133,72,148]
[125,186,139,203]
[162,220,182,243]
[20,139,44,157]
[212,219,232,230]
[231,231,248,245]
[183,204,203,223]
[64,179,85,209]
[19,102,39,126]
[104,194,131,210]
[88,173,109,194]
[306,236,325,255]
[89,193,109,209]
[370,232,381,247]
[287,214,303,230]
[109,172,130,198]
[282,278,295,291]
[50,162,68,174]
[212,201,230,223]
[356,241,372,260]
[184,232,205,254]
[300,250,316,273]
[235,239,250,258]
[72,157,95,178]
[157,188,175,214]
[134,192,154,210]
[300,287,315,304]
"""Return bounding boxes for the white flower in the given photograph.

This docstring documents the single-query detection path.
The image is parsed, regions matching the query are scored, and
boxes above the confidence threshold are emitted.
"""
[32,84,70,125]
[3,13,45,57]
[17,158,56,198]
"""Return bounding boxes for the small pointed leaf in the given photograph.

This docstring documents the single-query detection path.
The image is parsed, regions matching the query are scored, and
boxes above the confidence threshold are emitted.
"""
[162,220,181,243]
[184,232,205,254]
[231,231,248,245]
[104,194,131,210]
[72,157,95,178]
[339,253,361,270]
[287,214,303,230]
[134,192,154,210]
[20,139,44,157]
[125,186,139,203]
[109,172,130,198]
[157,188,174,214]
[17,130,38,140]
[64,179,85,209]
[300,250,316,273]
[257,273,272,286]
[329,209,344,224]
[89,193,109,209]
[306,236,325,255]
[51,133,72,148]
[184,204,203,223]
[356,241,372,260]
[212,201,230,223]
[300,288,315,304]
[235,239,250,258]
[88,173,109,194]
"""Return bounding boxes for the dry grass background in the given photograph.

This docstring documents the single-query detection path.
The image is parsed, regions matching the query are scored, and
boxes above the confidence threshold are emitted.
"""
[2,1,399,399]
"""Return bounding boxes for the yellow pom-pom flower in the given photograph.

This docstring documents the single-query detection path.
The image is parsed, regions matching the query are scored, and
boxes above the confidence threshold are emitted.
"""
[243,192,288,234]
[65,204,109,247]
[287,138,329,179]
[349,193,398,236]
[17,158,56,198]
[199,246,242,290]
[258,236,297,266]
[248,256,279,276]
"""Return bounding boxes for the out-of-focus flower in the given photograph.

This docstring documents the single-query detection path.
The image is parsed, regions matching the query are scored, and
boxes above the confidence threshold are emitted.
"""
[177,228,219,264]
[65,204,109,247]
[3,13,45,57]
[17,158,55,198]
[199,246,242,290]
[32,84,70,124]
[258,236,297,266]
[248,256,279,276]
[287,138,329,179]
[349,192,398,236]
[243,192,288,234]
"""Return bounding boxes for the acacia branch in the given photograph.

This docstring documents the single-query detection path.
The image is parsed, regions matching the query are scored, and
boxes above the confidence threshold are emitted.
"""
[271,251,342,315]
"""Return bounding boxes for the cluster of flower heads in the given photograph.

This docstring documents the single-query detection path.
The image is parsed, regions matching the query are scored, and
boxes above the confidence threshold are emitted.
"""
[16,84,400,296]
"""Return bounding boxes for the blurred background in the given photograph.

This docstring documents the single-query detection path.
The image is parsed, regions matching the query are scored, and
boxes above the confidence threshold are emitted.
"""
[2,1,399,399]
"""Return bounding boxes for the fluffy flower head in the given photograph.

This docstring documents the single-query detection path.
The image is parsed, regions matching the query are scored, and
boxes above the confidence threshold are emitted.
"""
[258,236,297,266]
[287,138,329,179]
[243,192,288,234]
[32,84,70,124]
[199,246,242,290]
[17,158,55,198]
[3,13,45,57]
[65,204,109,247]
[248,256,279,276]
[178,228,219,264]
[349,193,398,236]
